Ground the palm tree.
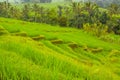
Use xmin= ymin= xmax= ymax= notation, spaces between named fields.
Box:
xmin=84 ymin=2 xmax=99 ymax=23
xmin=109 ymin=4 xmax=120 ymax=14
xmin=32 ymin=4 xmax=39 ymax=22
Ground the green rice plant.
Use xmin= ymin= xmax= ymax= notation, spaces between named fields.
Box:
xmin=0 ymin=17 xmax=120 ymax=80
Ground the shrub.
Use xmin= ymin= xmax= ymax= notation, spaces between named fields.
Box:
xmin=58 ymin=16 xmax=67 ymax=27
xmin=83 ymin=23 xmax=108 ymax=37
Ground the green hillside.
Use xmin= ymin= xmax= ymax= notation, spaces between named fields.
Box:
xmin=0 ymin=17 xmax=120 ymax=80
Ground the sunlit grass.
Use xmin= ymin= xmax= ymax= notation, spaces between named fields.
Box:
xmin=0 ymin=17 xmax=120 ymax=80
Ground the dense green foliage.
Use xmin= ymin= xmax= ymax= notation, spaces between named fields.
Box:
xmin=0 ymin=18 xmax=120 ymax=80
xmin=0 ymin=1 xmax=120 ymax=36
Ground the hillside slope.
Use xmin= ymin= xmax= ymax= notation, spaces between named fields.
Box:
xmin=0 ymin=18 xmax=120 ymax=80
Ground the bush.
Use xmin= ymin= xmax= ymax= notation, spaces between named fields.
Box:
xmin=58 ymin=16 xmax=67 ymax=27
xmin=83 ymin=23 xmax=108 ymax=37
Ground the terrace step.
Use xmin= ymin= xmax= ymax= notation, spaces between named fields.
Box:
xmin=11 ymin=31 xmax=28 ymax=37
xmin=83 ymin=45 xmax=103 ymax=53
xmin=68 ymin=42 xmax=79 ymax=49
xmin=0 ymin=26 xmax=9 ymax=35
xmin=51 ymin=39 xmax=63 ymax=44
xmin=31 ymin=35 xmax=45 ymax=41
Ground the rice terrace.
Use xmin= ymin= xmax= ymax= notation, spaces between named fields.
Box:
xmin=0 ymin=0 xmax=120 ymax=80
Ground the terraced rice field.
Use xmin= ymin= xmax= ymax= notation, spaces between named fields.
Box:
xmin=0 ymin=18 xmax=120 ymax=80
